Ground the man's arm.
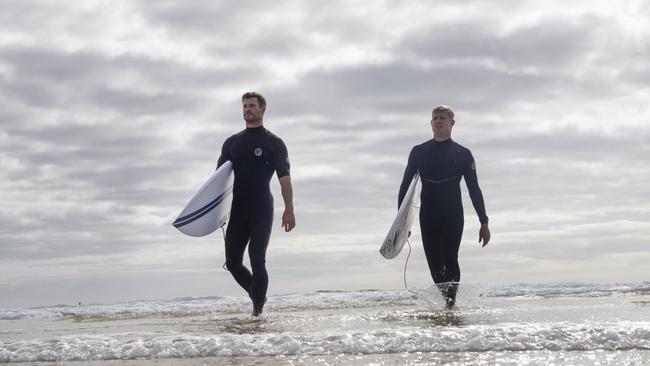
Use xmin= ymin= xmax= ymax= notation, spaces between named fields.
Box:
xmin=216 ymin=137 xmax=231 ymax=170
xmin=398 ymin=147 xmax=418 ymax=209
xmin=279 ymin=175 xmax=295 ymax=232
xmin=273 ymin=137 xmax=294 ymax=232
xmin=463 ymin=151 xmax=490 ymax=247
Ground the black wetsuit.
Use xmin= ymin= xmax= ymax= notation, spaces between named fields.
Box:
xmin=398 ymin=138 xmax=487 ymax=304
xmin=217 ymin=126 xmax=290 ymax=312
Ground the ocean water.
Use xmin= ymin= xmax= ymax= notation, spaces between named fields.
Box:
xmin=1 ymin=282 xmax=649 ymax=365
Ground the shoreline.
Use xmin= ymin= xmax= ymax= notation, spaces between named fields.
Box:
xmin=7 ymin=350 xmax=650 ymax=366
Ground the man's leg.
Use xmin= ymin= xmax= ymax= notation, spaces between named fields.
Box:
xmin=420 ymin=210 xmax=448 ymax=293
xmin=248 ymin=207 xmax=273 ymax=315
xmin=224 ymin=215 xmax=253 ymax=296
xmin=441 ymin=214 xmax=464 ymax=308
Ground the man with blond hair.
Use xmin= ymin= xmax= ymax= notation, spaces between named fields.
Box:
xmin=398 ymin=105 xmax=490 ymax=309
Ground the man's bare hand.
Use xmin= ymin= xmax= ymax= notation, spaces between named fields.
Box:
xmin=479 ymin=223 xmax=491 ymax=247
xmin=282 ymin=209 xmax=295 ymax=232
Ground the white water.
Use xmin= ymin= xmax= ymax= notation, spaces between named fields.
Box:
xmin=1 ymin=282 xmax=649 ymax=364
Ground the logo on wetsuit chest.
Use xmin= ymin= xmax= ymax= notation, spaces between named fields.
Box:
xmin=254 ymin=147 xmax=271 ymax=166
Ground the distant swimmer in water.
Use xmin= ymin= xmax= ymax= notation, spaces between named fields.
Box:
xmin=216 ymin=92 xmax=296 ymax=316
xmin=398 ymin=105 xmax=491 ymax=309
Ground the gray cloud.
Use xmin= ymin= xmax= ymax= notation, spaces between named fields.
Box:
xmin=402 ymin=16 xmax=604 ymax=68
xmin=1 ymin=0 xmax=649 ymax=308
xmin=135 ymin=0 xmax=263 ymax=34
xmin=0 ymin=46 xmax=253 ymax=114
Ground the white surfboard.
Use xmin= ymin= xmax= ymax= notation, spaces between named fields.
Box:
xmin=380 ymin=172 xmax=421 ymax=259
xmin=173 ymin=161 xmax=234 ymax=237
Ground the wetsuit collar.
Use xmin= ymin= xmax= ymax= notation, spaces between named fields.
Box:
xmin=244 ymin=125 xmax=265 ymax=134
xmin=433 ymin=137 xmax=453 ymax=144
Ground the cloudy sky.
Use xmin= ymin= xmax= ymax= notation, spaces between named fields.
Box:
xmin=1 ymin=0 xmax=649 ymax=308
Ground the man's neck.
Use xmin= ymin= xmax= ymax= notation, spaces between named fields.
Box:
xmin=246 ymin=121 xmax=263 ymax=128
xmin=434 ymin=135 xmax=451 ymax=142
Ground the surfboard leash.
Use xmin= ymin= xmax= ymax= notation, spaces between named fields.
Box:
xmin=221 ymin=226 xmax=228 ymax=271
xmin=404 ymin=238 xmax=417 ymax=295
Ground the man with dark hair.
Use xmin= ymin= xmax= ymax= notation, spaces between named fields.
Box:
xmin=398 ymin=105 xmax=490 ymax=309
xmin=242 ymin=91 xmax=266 ymax=108
xmin=217 ymin=92 xmax=295 ymax=316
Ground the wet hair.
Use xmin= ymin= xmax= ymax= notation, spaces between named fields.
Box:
xmin=432 ymin=105 xmax=455 ymax=120
xmin=242 ymin=92 xmax=266 ymax=108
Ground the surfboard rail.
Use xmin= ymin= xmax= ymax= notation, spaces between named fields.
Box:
xmin=380 ymin=172 xmax=421 ymax=259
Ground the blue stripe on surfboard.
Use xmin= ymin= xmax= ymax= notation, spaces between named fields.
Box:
xmin=173 ymin=186 xmax=232 ymax=228
xmin=173 ymin=185 xmax=233 ymax=228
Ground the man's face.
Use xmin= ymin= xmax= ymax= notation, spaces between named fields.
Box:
xmin=431 ymin=111 xmax=454 ymax=136
xmin=243 ymin=98 xmax=265 ymax=124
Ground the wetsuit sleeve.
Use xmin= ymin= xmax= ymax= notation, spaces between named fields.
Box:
xmin=463 ymin=150 xmax=489 ymax=224
xmin=398 ymin=147 xmax=418 ymax=209
xmin=216 ymin=137 xmax=232 ymax=170
xmin=273 ymin=138 xmax=290 ymax=178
